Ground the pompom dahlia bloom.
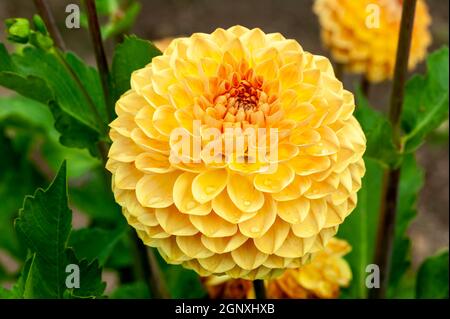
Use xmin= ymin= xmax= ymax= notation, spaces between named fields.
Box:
xmin=107 ymin=26 xmax=366 ymax=279
xmin=204 ymin=238 xmax=352 ymax=299
xmin=314 ymin=0 xmax=432 ymax=82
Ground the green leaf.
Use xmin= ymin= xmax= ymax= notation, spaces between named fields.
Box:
xmin=0 ymin=95 xmax=100 ymax=179
xmin=338 ymin=158 xmax=383 ymax=298
xmin=64 ymin=249 xmax=106 ymax=298
xmin=401 ymin=47 xmax=449 ymax=152
xmin=0 ymin=255 xmax=33 ymax=299
xmin=112 ymin=35 xmax=161 ymax=99
xmin=110 ymin=282 xmax=150 ymax=299
xmin=69 ymin=225 xmax=127 ymax=266
xmin=354 ymin=87 xmax=401 ymax=167
xmin=15 ymin=162 xmax=72 ymax=298
xmin=156 ymin=250 xmax=206 ymax=298
xmin=69 ymin=168 xmax=122 ymax=223
xmin=388 ymin=154 xmax=424 ymax=297
xmin=0 ymin=43 xmax=107 ymax=155
xmin=14 ymin=162 xmax=105 ymax=298
xmin=416 ymin=250 xmax=449 ymax=299
xmin=0 ymin=125 xmax=45 ymax=260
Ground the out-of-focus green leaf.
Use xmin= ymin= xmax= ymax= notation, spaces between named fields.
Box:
xmin=102 ymin=2 xmax=141 ymax=40
xmin=111 ymin=35 xmax=161 ymax=99
xmin=416 ymin=250 xmax=449 ymax=299
xmin=0 ymin=122 xmax=45 ymax=260
xmin=338 ymin=158 xmax=383 ymax=298
xmin=69 ymin=168 xmax=122 ymax=224
xmin=69 ymin=225 xmax=127 ymax=266
xmin=110 ymin=281 xmax=150 ymax=299
xmin=0 ymin=255 xmax=33 ymax=299
xmin=354 ymin=88 xmax=401 ymax=168
xmin=0 ymin=43 xmax=107 ymax=156
xmin=388 ymin=154 xmax=424 ymax=297
xmin=156 ymin=250 xmax=206 ymax=299
xmin=0 ymin=95 xmax=100 ymax=179
xmin=401 ymin=47 xmax=449 ymax=152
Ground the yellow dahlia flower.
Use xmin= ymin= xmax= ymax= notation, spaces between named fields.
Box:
xmin=314 ymin=0 xmax=432 ymax=82
xmin=106 ymin=26 xmax=366 ymax=279
xmin=204 ymin=238 xmax=352 ymax=299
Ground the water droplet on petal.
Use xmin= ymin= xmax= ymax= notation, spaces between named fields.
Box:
xmin=205 ymin=186 xmax=215 ymax=194
xmin=186 ymin=201 xmax=196 ymax=210
xmin=251 ymin=226 xmax=260 ymax=233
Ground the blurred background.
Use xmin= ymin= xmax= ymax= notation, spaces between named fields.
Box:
xmin=0 ymin=0 xmax=448 ymax=273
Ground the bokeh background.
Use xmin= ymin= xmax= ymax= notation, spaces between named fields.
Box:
xmin=0 ymin=0 xmax=448 ymax=273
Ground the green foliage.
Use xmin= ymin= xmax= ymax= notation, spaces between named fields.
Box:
xmin=354 ymin=87 xmax=401 ymax=168
xmin=388 ymin=154 xmax=424 ymax=297
xmin=401 ymin=47 xmax=449 ymax=152
xmin=69 ymin=225 xmax=127 ymax=266
xmin=0 ymin=27 xmax=108 ymax=156
xmin=9 ymin=162 xmax=106 ymax=298
xmin=338 ymin=158 xmax=383 ymax=298
xmin=80 ymin=0 xmax=142 ymax=40
xmin=156 ymin=252 xmax=207 ymax=299
xmin=111 ymin=35 xmax=161 ymax=99
xmin=416 ymin=250 xmax=449 ymax=299
xmin=110 ymin=282 xmax=150 ymax=299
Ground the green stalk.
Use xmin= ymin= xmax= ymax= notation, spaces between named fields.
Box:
xmin=369 ymin=0 xmax=417 ymax=299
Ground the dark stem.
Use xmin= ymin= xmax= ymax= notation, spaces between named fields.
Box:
xmin=369 ymin=0 xmax=417 ymax=299
xmin=253 ymin=280 xmax=266 ymax=299
xmin=334 ymin=62 xmax=344 ymax=82
xmin=361 ymin=76 xmax=371 ymax=99
xmin=130 ymin=231 xmax=170 ymax=298
xmin=32 ymin=0 xmax=66 ymax=51
xmin=84 ymin=0 xmax=114 ymax=122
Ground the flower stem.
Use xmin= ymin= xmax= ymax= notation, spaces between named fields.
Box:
xmin=370 ymin=0 xmax=417 ymax=299
xmin=130 ymin=232 xmax=170 ymax=298
xmin=361 ymin=75 xmax=371 ymax=99
xmin=32 ymin=0 xmax=66 ymax=51
xmin=253 ymin=280 xmax=266 ymax=299
xmin=32 ymin=0 xmax=108 ymax=160
xmin=84 ymin=0 xmax=114 ymax=122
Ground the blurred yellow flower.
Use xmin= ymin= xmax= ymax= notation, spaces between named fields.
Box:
xmin=107 ymin=26 xmax=366 ymax=279
xmin=204 ymin=238 xmax=352 ymax=299
xmin=314 ymin=0 xmax=432 ymax=82
xmin=153 ymin=37 xmax=176 ymax=52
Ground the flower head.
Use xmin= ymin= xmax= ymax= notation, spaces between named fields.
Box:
xmin=314 ymin=0 xmax=432 ymax=82
xmin=107 ymin=26 xmax=366 ymax=279
xmin=204 ymin=238 xmax=352 ymax=298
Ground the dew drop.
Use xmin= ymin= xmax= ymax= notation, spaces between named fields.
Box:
xmin=149 ymin=196 xmax=162 ymax=205
xmin=186 ymin=201 xmax=196 ymax=210
xmin=205 ymin=186 xmax=216 ymax=194
xmin=251 ymin=226 xmax=260 ymax=233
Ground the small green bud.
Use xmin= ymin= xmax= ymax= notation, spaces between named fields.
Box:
xmin=5 ymin=18 xmax=30 ymax=44
xmin=32 ymin=14 xmax=48 ymax=35
xmin=29 ymin=31 xmax=54 ymax=50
